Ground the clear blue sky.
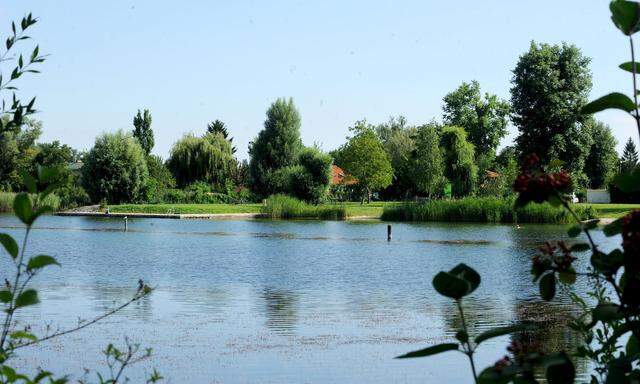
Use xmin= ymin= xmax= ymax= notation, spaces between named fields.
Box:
xmin=1 ymin=0 xmax=638 ymax=160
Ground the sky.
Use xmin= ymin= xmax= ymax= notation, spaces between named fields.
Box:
xmin=1 ymin=0 xmax=639 ymax=160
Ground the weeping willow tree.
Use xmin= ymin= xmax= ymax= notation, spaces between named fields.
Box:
xmin=167 ymin=132 xmax=236 ymax=188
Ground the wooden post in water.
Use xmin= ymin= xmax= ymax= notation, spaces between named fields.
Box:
xmin=124 ymin=216 xmax=128 ymax=232
xmin=387 ymin=224 xmax=392 ymax=241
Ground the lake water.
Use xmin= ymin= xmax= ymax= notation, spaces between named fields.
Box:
xmin=0 ymin=215 xmax=620 ymax=383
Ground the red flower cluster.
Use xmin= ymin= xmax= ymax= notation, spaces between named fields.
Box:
xmin=513 ymin=154 xmax=573 ymax=206
xmin=507 ymin=338 xmax=543 ymax=365
xmin=532 ymin=241 xmax=576 ymax=272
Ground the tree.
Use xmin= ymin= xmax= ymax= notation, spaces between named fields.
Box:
xmin=410 ymin=123 xmax=444 ymax=197
xmin=584 ymin=121 xmax=618 ymax=189
xmin=167 ymin=132 xmax=236 ymax=188
xmin=132 ymin=109 xmax=154 ymax=155
xmin=82 ymin=130 xmax=149 ymax=204
xmin=340 ymin=120 xmax=393 ymax=203
xmin=291 ymin=147 xmax=332 ymax=203
xmin=440 ymin=126 xmax=478 ymax=197
xmin=511 ymin=42 xmax=593 ymax=185
xmin=442 ymin=81 xmax=509 ymax=162
xmin=207 ymin=119 xmax=237 ymax=154
xmin=621 ymin=137 xmax=639 ymax=173
xmin=375 ymin=116 xmax=418 ymax=199
xmin=249 ymin=98 xmax=303 ymax=195
xmin=0 ymin=118 xmax=42 ymax=191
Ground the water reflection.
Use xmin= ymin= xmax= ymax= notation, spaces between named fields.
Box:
xmin=261 ymin=288 xmax=299 ymax=335
xmin=0 ymin=215 xmax=620 ymax=383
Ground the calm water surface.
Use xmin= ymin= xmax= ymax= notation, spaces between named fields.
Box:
xmin=0 ymin=215 xmax=620 ymax=383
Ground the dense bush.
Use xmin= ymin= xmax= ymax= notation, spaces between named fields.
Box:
xmin=262 ymin=194 xmax=346 ymax=219
xmin=291 ymin=148 xmax=332 ymax=203
xmin=381 ymin=197 xmax=597 ymax=223
xmin=167 ymin=132 xmax=235 ymax=188
xmin=82 ymin=130 xmax=149 ymax=204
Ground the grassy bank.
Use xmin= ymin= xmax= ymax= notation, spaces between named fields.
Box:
xmin=381 ymin=198 xmax=599 ymax=224
xmin=261 ymin=195 xmax=347 ymax=219
xmin=0 ymin=191 xmax=60 ymax=213
xmin=109 ymin=203 xmax=263 ymax=215
xmin=575 ymin=203 xmax=639 ymax=218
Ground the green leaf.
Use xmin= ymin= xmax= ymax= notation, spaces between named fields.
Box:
xmin=0 ymin=233 xmax=18 ymax=259
xmin=0 ymin=290 xmax=12 ymax=303
xmin=591 ymin=250 xmax=624 ymax=275
xmin=449 ymin=263 xmax=481 ymax=295
xmin=558 ymin=270 xmax=577 ymax=285
xmin=544 ymin=352 xmax=575 ymax=384
xmin=581 ymin=92 xmax=635 ymax=114
xmin=567 ymin=225 xmax=582 ymax=238
xmin=433 ymin=271 xmax=470 ymax=300
xmin=626 ymin=335 xmax=639 ymax=357
xmin=570 ymin=243 xmax=590 ymax=252
xmin=395 ymin=343 xmax=459 ymax=359
xmin=20 ymin=171 xmax=36 ymax=194
xmin=475 ymin=324 xmax=530 ymax=346
xmin=619 ymin=61 xmax=640 ymax=72
xmin=611 ymin=0 xmax=640 ymax=35
xmin=478 ymin=366 xmax=515 ymax=384
xmin=603 ymin=217 xmax=624 ymax=237
xmin=12 ymin=193 xmax=32 ymax=225
xmin=540 ymin=273 xmax=556 ymax=301
xmin=583 ymin=219 xmax=600 ymax=230
xmin=26 ymin=255 xmax=59 ymax=271
xmin=14 ymin=289 xmax=39 ymax=309
xmin=455 ymin=330 xmax=468 ymax=343
xmin=9 ymin=330 xmax=37 ymax=341
xmin=592 ymin=302 xmax=624 ymax=322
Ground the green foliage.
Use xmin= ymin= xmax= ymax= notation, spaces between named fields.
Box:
xmin=621 ymin=137 xmax=639 ymax=173
xmin=82 ymin=130 xmax=149 ymax=204
xmin=261 ymin=194 xmax=346 ymax=219
xmin=207 ymin=119 xmax=236 ymax=154
xmin=584 ymin=120 xmax=619 ymax=188
xmin=144 ymin=154 xmax=175 ymax=202
xmin=374 ymin=116 xmax=418 ymax=199
xmin=380 ymin=197 xmax=597 ymax=223
xmin=442 ymin=80 xmax=510 ymax=157
xmin=167 ymin=132 xmax=235 ymax=188
xmin=290 ymin=147 xmax=332 ymax=203
xmin=340 ymin=121 xmax=393 ymax=202
xmin=132 ymin=109 xmax=154 ymax=155
xmin=511 ymin=41 xmax=593 ymax=185
xmin=249 ymin=98 xmax=303 ymax=195
xmin=440 ymin=126 xmax=478 ymax=197
xmin=410 ymin=123 xmax=444 ymax=197
xmin=0 ymin=118 xmax=42 ymax=191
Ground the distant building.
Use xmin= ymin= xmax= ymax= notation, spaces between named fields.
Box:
xmin=587 ymin=189 xmax=611 ymax=204
xmin=331 ymin=165 xmax=357 ymax=185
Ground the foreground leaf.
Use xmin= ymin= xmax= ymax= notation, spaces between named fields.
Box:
xmin=620 ymin=61 xmax=640 ymax=72
xmin=610 ymin=0 xmax=640 ymax=35
xmin=0 ymin=233 xmax=18 ymax=259
xmin=26 ymin=255 xmax=60 ymax=271
xmin=540 ymin=273 xmax=556 ymax=301
xmin=475 ymin=324 xmax=531 ymax=346
xmin=396 ymin=343 xmax=459 ymax=359
xmin=13 ymin=193 xmax=33 ymax=225
xmin=9 ymin=330 xmax=37 ymax=341
xmin=14 ymin=289 xmax=39 ymax=308
xmin=603 ymin=217 xmax=623 ymax=237
xmin=581 ymin=92 xmax=635 ymax=114
xmin=544 ymin=352 xmax=575 ymax=384
xmin=592 ymin=302 xmax=624 ymax=322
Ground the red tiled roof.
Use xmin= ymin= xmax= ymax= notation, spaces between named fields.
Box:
xmin=331 ymin=165 xmax=357 ymax=185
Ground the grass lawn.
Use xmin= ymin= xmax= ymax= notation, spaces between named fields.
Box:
xmin=108 ymin=201 xmax=638 ymax=218
xmin=577 ymin=203 xmax=640 ymax=218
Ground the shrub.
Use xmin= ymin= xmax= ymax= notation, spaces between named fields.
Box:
xmin=57 ymin=185 xmax=90 ymax=209
xmin=291 ymin=148 xmax=332 ymax=203
xmin=82 ymin=130 xmax=149 ymax=204
xmin=262 ymin=194 xmax=346 ymax=219
xmin=380 ymin=197 xmax=597 ymax=224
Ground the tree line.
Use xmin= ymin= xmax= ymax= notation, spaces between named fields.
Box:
xmin=2 ymin=41 xmax=639 ymax=206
